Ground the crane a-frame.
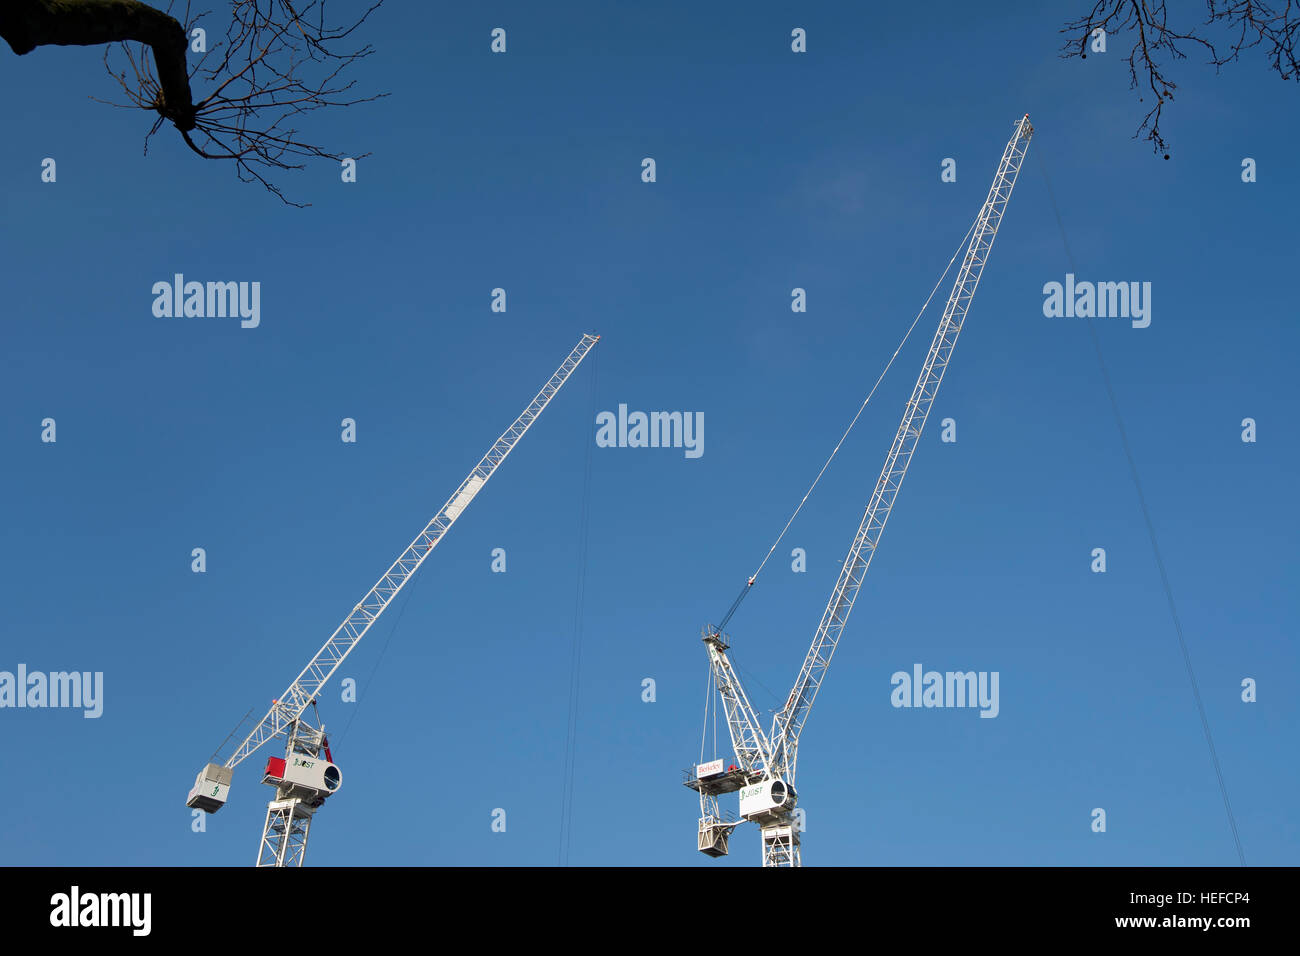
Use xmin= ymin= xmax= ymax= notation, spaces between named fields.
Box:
xmin=685 ymin=115 xmax=1033 ymax=867
xmin=186 ymin=333 xmax=599 ymax=866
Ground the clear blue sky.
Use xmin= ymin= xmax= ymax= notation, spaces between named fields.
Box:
xmin=0 ymin=1 xmax=1295 ymax=867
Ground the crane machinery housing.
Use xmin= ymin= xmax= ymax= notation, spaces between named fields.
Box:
xmin=187 ymin=333 xmax=599 ymax=866
xmin=684 ymin=115 xmax=1034 ymax=867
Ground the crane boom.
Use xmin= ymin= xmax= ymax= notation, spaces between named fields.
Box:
xmin=687 ymin=115 xmax=1033 ymax=867
xmin=768 ymin=116 xmax=1033 ymax=782
xmin=219 ymin=333 xmax=599 ymax=772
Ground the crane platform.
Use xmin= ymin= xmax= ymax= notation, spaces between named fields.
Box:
xmin=682 ymin=765 xmax=762 ymax=796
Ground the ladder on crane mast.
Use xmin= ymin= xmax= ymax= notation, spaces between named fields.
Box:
xmin=186 ymin=333 xmax=599 ymax=866
xmin=685 ymin=114 xmax=1034 ymax=867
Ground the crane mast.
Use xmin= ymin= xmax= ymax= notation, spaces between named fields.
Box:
xmin=187 ymin=333 xmax=599 ymax=866
xmin=687 ymin=115 xmax=1033 ymax=867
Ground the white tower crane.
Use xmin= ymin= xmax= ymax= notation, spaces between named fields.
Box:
xmin=686 ymin=115 xmax=1033 ymax=867
xmin=186 ymin=333 xmax=599 ymax=866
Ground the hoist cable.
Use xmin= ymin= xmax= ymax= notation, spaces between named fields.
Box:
xmin=714 ymin=208 xmax=983 ymax=634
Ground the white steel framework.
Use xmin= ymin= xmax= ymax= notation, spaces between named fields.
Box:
xmin=687 ymin=115 xmax=1034 ymax=867
xmin=257 ymin=800 xmax=313 ymax=867
xmin=253 ymin=716 xmax=333 ymax=867
xmin=189 ymin=333 xmax=599 ymax=866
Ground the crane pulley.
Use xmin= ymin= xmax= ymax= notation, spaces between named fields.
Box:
xmin=187 ymin=333 xmax=599 ymax=866
xmin=686 ymin=115 xmax=1034 ymax=867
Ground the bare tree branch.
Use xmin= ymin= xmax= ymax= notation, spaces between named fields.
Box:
xmin=1 ymin=0 xmax=386 ymax=205
xmin=2 ymin=0 xmax=197 ymax=128
xmin=1062 ymin=1 xmax=1300 ymax=156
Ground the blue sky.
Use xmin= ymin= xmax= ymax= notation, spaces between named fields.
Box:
xmin=0 ymin=1 xmax=1295 ymax=866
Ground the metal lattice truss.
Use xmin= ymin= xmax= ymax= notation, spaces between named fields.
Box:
xmin=222 ymin=334 xmax=600 ymax=771
xmin=256 ymin=799 xmax=314 ymax=867
xmin=761 ymin=820 xmax=800 ymax=867
xmin=694 ymin=116 xmax=1033 ymax=866
xmin=767 ymin=115 xmax=1033 ymax=784
xmin=704 ymin=630 xmax=773 ymax=774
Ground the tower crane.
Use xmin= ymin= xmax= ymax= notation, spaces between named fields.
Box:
xmin=685 ymin=115 xmax=1033 ymax=866
xmin=186 ymin=333 xmax=599 ymax=866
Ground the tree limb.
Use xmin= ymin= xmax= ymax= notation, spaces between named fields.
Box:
xmin=1 ymin=0 xmax=195 ymax=129
xmin=1062 ymin=0 xmax=1300 ymax=155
